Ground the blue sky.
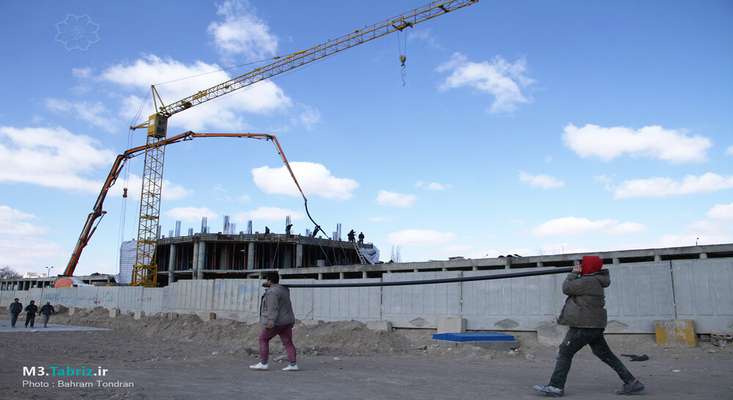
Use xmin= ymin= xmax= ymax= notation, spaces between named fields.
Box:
xmin=1 ymin=0 xmax=732 ymax=276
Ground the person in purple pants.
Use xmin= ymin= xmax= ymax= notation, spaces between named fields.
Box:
xmin=250 ymin=271 xmax=298 ymax=371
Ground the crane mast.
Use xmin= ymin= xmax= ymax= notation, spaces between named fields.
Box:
xmin=130 ymin=0 xmax=479 ymax=286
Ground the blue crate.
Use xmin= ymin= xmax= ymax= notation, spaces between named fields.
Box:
xmin=432 ymin=332 xmax=516 ymax=342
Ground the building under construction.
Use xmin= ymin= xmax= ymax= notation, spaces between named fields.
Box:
xmin=143 ymin=226 xmax=375 ymax=286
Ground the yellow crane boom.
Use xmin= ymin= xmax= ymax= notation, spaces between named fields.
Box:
xmin=128 ymin=0 xmax=479 ymax=286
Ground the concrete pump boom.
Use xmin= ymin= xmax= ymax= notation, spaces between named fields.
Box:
xmin=59 ymin=132 xmax=301 ymax=287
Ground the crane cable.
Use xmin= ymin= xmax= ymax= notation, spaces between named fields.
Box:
xmin=116 ymin=95 xmax=149 ymax=269
xmin=398 ymin=29 xmax=408 ymax=86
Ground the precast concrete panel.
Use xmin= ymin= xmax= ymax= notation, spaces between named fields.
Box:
xmin=75 ymin=287 xmax=99 ymax=308
xmin=603 ymin=262 xmax=675 ymax=333
xmin=672 ymin=259 xmax=733 ymax=333
xmin=211 ymin=279 xmax=260 ymax=316
xmin=96 ymin=287 xmax=119 ymax=309
xmin=382 ymin=272 xmax=461 ymax=328
xmin=461 ymin=269 xmax=563 ymax=331
xmin=142 ymin=288 xmax=164 ymax=315
xmin=310 ymin=279 xmax=381 ymax=322
xmin=117 ymin=287 xmax=144 ymax=312
xmin=283 ymin=279 xmax=315 ymax=321
xmin=174 ymin=280 xmax=214 ymax=312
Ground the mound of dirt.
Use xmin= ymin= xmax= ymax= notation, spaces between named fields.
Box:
xmin=52 ymin=308 xmax=413 ymax=356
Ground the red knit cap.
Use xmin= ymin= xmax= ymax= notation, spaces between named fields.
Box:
xmin=581 ymin=256 xmax=603 ymax=275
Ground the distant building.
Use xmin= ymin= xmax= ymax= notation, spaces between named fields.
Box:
xmin=118 ymin=239 xmax=136 ymax=284
xmin=22 ymin=272 xmax=43 ymax=278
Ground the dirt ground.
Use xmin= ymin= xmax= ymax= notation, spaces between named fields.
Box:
xmin=1 ymin=307 xmax=732 ymax=400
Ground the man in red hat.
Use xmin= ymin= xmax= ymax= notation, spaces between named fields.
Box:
xmin=534 ymin=255 xmax=644 ymax=397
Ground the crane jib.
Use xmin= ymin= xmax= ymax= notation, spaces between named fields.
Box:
xmin=157 ymin=0 xmax=479 ymax=118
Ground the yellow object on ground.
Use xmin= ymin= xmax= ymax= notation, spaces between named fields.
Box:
xmin=654 ymin=320 xmax=697 ymax=347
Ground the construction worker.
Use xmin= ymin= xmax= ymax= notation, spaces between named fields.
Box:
xmin=534 ymin=256 xmax=644 ymax=397
xmin=347 ymin=229 xmax=356 ymax=242
xmin=8 ymin=298 xmax=22 ymax=328
xmin=24 ymin=300 xmax=38 ymax=328
xmin=358 ymin=232 xmax=365 ymax=245
xmin=40 ymin=302 xmax=55 ymax=328
xmin=250 ymin=271 xmax=298 ymax=372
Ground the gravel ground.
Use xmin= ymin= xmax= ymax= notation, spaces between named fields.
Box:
xmin=1 ymin=308 xmax=731 ymax=400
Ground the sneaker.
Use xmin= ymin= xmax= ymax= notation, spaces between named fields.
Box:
xmin=533 ymin=385 xmax=564 ymax=397
xmin=616 ymin=379 xmax=644 ymax=395
xmin=282 ymin=364 xmax=299 ymax=371
xmin=249 ymin=362 xmax=269 ymax=371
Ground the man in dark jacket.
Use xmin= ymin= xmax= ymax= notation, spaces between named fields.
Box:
xmin=40 ymin=302 xmax=55 ymax=328
xmin=250 ymin=271 xmax=298 ymax=372
xmin=9 ymin=298 xmax=22 ymax=328
xmin=24 ymin=300 xmax=38 ymax=328
xmin=534 ymin=256 xmax=644 ymax=397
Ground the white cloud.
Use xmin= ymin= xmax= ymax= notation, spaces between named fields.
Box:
xmin=408 ymin=29 xmax=442 ymax=50
xmin=0 ymin=126 xmax=114 ymax=192
xmin=563 ymin=124 xmax=711 ymax=163
xmin=388 ymin=229 xmax=456 ymax=246
xmin=707 ymin=203 xmax=733 ymax=220
xmin=235 ymin=206 xmax=303 ymax=222
xmin=252 ymin=161 xmax=358 ymax=200
xmin=537 ymin=243 xmax=590 ymax=256
xmin=659 ymin=203 xmax=733 ymax=247
xmin=0 ymin=206 xmax=46 ymax=237
xmin=437 ymin=53 xmax=533 ymax=113
xmin=369 ymin=216 xmax=389 ymax=223
xmin=296 ymin=105 xmax=321 ymax=130
xmin=726 ymin=146 xmax=733 ymax=156
xmin=415 ymin=181 xmax=451 ymax=191
xmin=533 ymin=217 xmax=645 ymax=237
xmin=165 ymin=207 xmax=218 ymax=222
xmin=0 ymin=126 xmax=190 ymax=199
xmin=71 ymin=67 xmax=92 ymax=78
xmin=659 ymin=222 xmax=731 ymax=247
xmin=0 ymin=205 xmax=62 ymax=274
xmin=45 ymin=98 xmax=115 ymax=133
xmin=208 ymin=0 xmax=278 ymax=61
xmin=613 ymin=173 xmax=733 ymax=199
xmin=100 ymin=54 xmax=291 ymax=130
xmin=518 ymin=171 xmax=565 ymax=189
xmin=377 ymin=190 xmax=416 ymax=208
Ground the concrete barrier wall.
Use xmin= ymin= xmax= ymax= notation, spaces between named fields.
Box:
xmin=2 ymin=258 xmax=732 ymax=333
xmin=382 ymin=272 xmax=461 ymax=328
xmin=672 ymin=259 xmax=733 ymax=333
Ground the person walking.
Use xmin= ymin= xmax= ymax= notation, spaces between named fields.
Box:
xmin=40 ymin=302 xmax=55 ymax=328
xmin=24 ymin=300 xmax=38 ymax=328
xmin=8 ymin=298 xmax=22 ymax=328
xmin=250 ymin=272 xmax=298 ymax=372
xmin=534 ymin=256 xmax=644 ymax=397
xmin=347 ymin=229 xmax=356 ymax=242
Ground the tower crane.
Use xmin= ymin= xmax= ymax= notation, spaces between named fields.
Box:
xmin=63 ymin=0 xmax=479 ymax=287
